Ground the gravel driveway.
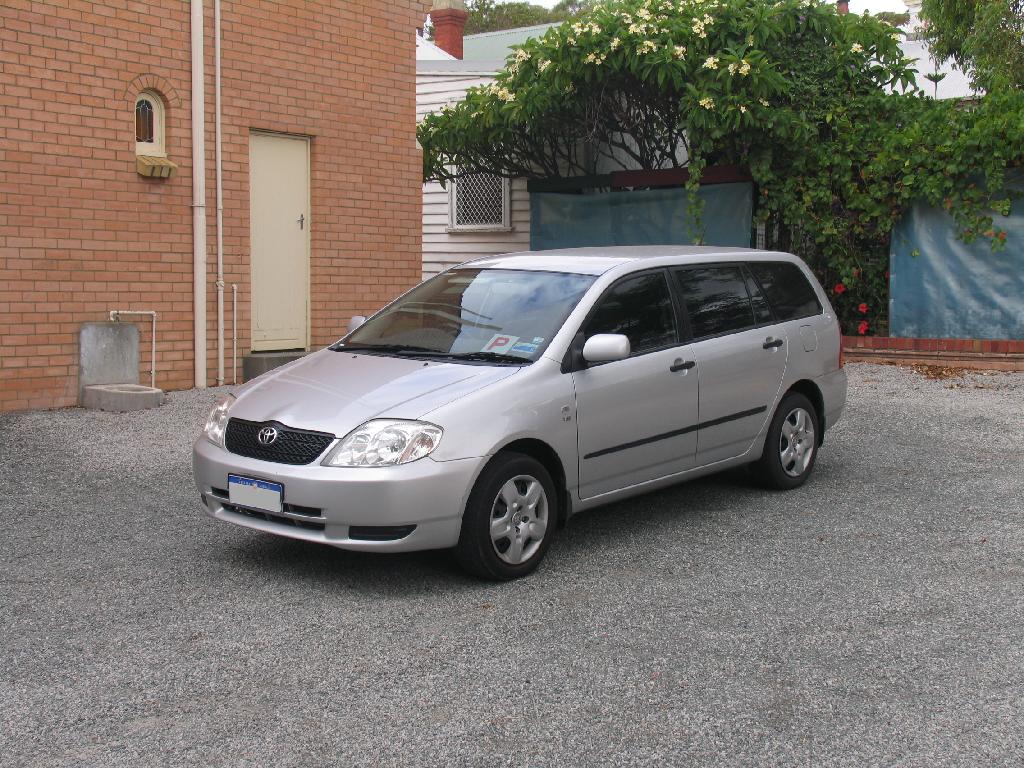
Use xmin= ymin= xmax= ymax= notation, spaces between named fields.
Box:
xmin=1 ymin=363 xmax=1021 ymax=766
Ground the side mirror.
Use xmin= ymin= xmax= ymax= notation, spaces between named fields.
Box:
xmin=347 ymin=315 xmax=366 ymax=334
xmin=582 ymin=333 xmax=631 ymax=364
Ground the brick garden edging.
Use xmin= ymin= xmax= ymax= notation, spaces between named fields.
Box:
xmin=843 ymin=335 xmax=1024 ymax=371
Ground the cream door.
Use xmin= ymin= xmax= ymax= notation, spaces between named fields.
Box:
xmin=249 ymin=132 xmax=310 ymax=351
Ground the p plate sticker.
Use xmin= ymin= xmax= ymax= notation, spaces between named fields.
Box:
xmin=532 ymin=337 xmax=545 ymax=344
xmin=481 ymin=334 xmax=520 ymax=354
xmin=510 ymin=342 xmax=539 ymax=355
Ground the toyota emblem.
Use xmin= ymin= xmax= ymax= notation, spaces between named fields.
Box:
xmin=257 ymin=426 xmax=279 ymax=445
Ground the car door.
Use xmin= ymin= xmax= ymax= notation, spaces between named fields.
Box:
xmin=572 ymin=270 xmax=700 ymax=499
xmin=672 ymin=264 xmax=788 ymax=466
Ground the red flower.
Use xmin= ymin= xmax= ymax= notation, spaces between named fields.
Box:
xmin=857 ymin=320 xmax=869 ymax=335
xmin=833 ymin=283 xmax=846 ymax=295
xmin=853 ymin=269 xmax=862 ymax=278
xmin=858 ymin=302 xmax=869 ymax=314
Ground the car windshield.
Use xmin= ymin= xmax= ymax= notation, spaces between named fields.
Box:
xmin=336 ymin=268 xmax=596 ymax=363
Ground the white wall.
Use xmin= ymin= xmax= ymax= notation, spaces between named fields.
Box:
xmin=417 ymin=70 xmax=532 ymax=279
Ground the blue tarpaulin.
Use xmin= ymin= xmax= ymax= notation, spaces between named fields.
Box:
xmin=889 ymin=188 xmax=1023 ymax=340
xmin=530 ymin=182 xmax=754 ymax=251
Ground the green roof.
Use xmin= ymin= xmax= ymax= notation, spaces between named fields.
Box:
xmin=461 ymin=23 xmax=559 ymax=61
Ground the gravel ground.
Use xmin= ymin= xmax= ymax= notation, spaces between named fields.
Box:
xmin=1 ymin=363 xmax=1021 ymax=767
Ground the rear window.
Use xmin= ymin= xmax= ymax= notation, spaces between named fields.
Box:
xmin=674 ymin=265 xmax=755 ymax=339
xmin=747 ymin=262 xmax=822 ymax=321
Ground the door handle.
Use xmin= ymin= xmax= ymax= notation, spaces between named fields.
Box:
xmin=763 ymin=338 xmax=784 ymax=349
xmin=297 ymin=213 xmax=305 ymax=230
xmin=670 ymin=359 xmax=696 ymax=372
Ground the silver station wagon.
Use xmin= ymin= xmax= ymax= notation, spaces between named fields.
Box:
xmin=194 ymin=246 xmax=847 ymax=579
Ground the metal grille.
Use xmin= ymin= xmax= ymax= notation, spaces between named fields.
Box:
xmin=454 ymin=172 xmax=506 ymax=227
xmin=224 ymin=418 xmax=334 ymax=465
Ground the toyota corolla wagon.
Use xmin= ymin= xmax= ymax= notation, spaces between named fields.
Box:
xmin=194 ymin=246 xmax=846 ymax=579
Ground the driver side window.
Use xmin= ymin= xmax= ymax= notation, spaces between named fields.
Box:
xmin=583 ymin=271 xmax=678 ymax=355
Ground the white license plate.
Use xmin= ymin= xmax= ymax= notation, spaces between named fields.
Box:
xmin=227 ymin=474 xmax=283 ymax=513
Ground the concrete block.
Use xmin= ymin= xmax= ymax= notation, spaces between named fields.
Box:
xmin=79 ymin=322 xmax=139 ymax=402
xmin=82 ymin=384 xmax=164 ymax=412
xmin=243 ymin=351 xmax=307 ymax=382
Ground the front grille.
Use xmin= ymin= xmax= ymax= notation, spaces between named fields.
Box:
xmin=226 ymin=504 xmax=326 ymax=532
xmin=224 ymin=418 xmax=334 ymax=465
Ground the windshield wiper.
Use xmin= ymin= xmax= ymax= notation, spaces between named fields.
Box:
xmin=331 ymin=343 xmax=441 ymax=355
xmin=440 ymin=351 xmax=529 ymax=365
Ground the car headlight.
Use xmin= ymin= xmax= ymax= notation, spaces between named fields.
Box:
xmin=322 ymin=419 xmax=443 ymax=467
xmin=203 ymin=394 xmax=235 ymax=446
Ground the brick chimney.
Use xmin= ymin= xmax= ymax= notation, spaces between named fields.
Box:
xmin=431 ymin=0 xmax=469 ymax=60
xmin=837 ymin=0 xmax=849 ymax=13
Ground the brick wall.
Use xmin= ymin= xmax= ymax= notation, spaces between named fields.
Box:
xmin=0 ymin=0 xmax=423 ymax=412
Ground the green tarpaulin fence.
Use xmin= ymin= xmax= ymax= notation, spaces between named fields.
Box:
xmin=530 ymin=182 xmax=754 ymax=251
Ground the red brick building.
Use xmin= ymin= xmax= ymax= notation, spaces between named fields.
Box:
xmin=0 ymin=0 xmax=425 ymax=412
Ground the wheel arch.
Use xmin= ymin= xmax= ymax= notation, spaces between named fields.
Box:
xmin=786 ymin=379 xmax=826 ymax=445
xmin=496 ymin=438 xmax=571 ymax=527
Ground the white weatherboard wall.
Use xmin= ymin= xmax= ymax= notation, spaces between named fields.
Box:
xmin=417 ymin=68 xmax=531 ymax=278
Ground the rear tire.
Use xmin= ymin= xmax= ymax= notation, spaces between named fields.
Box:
xmin=752 ymin=392 xmax=820 ymax=490
xmin=454 ymin=452 xmax=557 ymax=580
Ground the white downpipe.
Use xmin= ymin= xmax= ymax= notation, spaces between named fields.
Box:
xmin=191 ymin=0 xmax=207 ymax=388
xmin=109 ymin=310 xmax=157 ymax=389
xmin=232 ymin=283 xmax=238 ymax=385
xmin=214 ymin=0 xmax=225 ymax=386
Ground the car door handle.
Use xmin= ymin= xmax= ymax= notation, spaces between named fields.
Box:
xmin=670 ymin=359 xmax=695 ymax=372
xmin=763 ymin=338 xmax=784 ymax=349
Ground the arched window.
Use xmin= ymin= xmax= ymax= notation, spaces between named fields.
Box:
xmin=135 ymin=91 xmax=165 ymax=156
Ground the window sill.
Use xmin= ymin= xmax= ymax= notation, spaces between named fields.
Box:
xmin=446 ymin=225 xmax=514 ymax=234
xmin=136 ymin=155 xmax=177 ymax=178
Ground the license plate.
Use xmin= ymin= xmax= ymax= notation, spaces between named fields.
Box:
xmin=227 ymin=474 xmax=283 ymax=513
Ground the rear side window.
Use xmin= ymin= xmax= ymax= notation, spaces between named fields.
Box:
xmin=583 ymin=271 xmax=677 ymax=354
xmin=674 ymin=265 xmax=755 ymax=339
xmin=748 ymin=261 xmax=822 ymax=321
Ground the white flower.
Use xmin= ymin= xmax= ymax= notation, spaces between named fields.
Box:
xmin=746 ymin=34 xmax=754 ymax=46
xmin=739 ymin=105 xmax=747 ymax=113
xmin=498 ymin=87 xmax=515 ymax=102
xmin=610 ymin=37 xmax=622 ymax=50
xmin=639 ymin=40 xmax=658 ymax=54
xmin=703 ymin=13 xmax=713 ymax=24
xmin=567 ymin=36 xmax=577 ymax=45
xmin=703 ymin=55 xmax=719 ymax=69
xmin=850 ymin=42 xmax=863 ymax=53
xmin=728 ymin=62 xmax=738 ymax=75
xmin=629 ymin=23 xmax=643 ymax=33
xmin=673 ymin=45 xmax=687 ymax=58
xmin=514 ymin=48 xmax=530 ymax=62
xmin=698 ymin=96 xmax=715 ymax=110
xmin=759 ymin=97 xmax=769 ymax=107
xmin=538 ymin=59 xmax=552 ymax=72
xmin=739 ymin=59 xmax=751 ymax=75
xmin=637 ymin=7 xmax=652 ymax=19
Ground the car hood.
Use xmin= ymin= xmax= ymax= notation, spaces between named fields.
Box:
xmin=230 ymin=348 xmax=519 ymax=436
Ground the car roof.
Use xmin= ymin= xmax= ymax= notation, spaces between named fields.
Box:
xmin=461 ymin=246 xmax=787 ymax=276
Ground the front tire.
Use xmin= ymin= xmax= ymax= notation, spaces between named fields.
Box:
xmin=752 ymin=392 xmax=820 ymax=490
xmin=454 ymin=452 xmax=557 ymax=580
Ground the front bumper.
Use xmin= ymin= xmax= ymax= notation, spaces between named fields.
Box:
xmin=192 ymin=438 xmax=481 ymax=552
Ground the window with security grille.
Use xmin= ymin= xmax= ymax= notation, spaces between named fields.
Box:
xmin=450 ymin=172 xmax=510 ymax=230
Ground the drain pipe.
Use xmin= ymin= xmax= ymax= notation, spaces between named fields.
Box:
xmin=232 ymin=283 xmax=238 ymax=384
xmin=214 ymin=0 xmax=225 ymax=386
xmin=109 ymin=310 xmax=157 ymax=389
xmin=191 ymin=0 xmax=207 ymax=388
